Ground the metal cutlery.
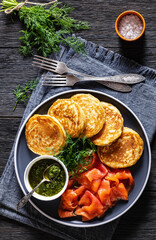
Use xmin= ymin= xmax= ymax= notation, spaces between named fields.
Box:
xmin=33 ymin=55 xmax=145 ymax=92
xmin=42 ymin=74 xmax=133 ymax=92
xmin=42 ymin=73 xmax=144 ymax=84
xmin=33 ymin=55 xmax=91 ymax=76
xmin=33 ymin=55 xmax=145 ymax=82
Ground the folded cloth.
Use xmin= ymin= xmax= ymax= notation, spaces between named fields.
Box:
xmin=0 ymin=38 xmax=156 ymax=240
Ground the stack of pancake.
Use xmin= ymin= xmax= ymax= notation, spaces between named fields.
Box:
xmin=25 ymin=93 xmax=143 ymax=168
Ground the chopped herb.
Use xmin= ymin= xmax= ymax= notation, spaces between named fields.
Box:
xmin=48 ymin=164 xmax=61 ymax=180
xmin=13 ymin=78 xmax=38 ymax=111
xmin=56 ymin=135 xmax=97 ymax=177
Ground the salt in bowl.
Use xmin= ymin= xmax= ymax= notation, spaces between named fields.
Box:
xmin=115 ymin=10 xmax=145 ymax=41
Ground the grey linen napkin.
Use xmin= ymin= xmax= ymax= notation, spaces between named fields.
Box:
xmin=0 ymin=39 xmax=156 ymax=240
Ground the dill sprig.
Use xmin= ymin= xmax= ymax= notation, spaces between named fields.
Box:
xmin=13 ymin=78 xmax=38 ymax=111
xmin=56 ymin=135 xmax=97 ymax=177
xmin=18 ymin=3 xmax=89 ymax=57
xmin=0 ymin=1 xmax=90 ymax=57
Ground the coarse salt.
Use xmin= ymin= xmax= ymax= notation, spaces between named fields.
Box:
xmin=118 ymin=14 xmax=143 ymax=39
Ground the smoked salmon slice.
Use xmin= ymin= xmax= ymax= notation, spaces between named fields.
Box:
xmin=97 ymin=179 xmax=111 ymax=207
xmin=58 ymin=186 xmax=86 ymax=218
xmin=110 ymin=182 xmax=128 ymax=203
xmin=93 ymin=154 xmax=108 ymax=175
xmin=91 ymin=179 xmax=102 ymax=193
xmin=61 ymin=189 xmax=78 ymax=210
xmin=77 ymin=168 xmax=104 ymax=190
xmin=60 ymin=186 xmax=86 ymax=210
xmin=58 ymin=153 xmax=135 ymax=221
xmin=84 ymin=168 xmax=105 ymax=182
xmin=58 ymin=208 xmax=74 ymax=218
xmin=67 ymin=179 xmax=75 ymax=189
xmin=105 ymin=172 xmax=120 ymax=186
xmin=75 ymin=190 xmax=104 ymax=221
xmin=114 ymin=169 xmax=134 ymax=192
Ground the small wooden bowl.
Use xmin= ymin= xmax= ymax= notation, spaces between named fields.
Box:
xmin=115 ymin=10 xmax=146 ymax=41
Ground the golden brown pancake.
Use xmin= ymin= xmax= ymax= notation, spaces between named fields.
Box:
xmin=48 ymin=99 xmax=86 ymax=138
xmin=97 ymin=127 xmax=144 ymax=168
xmin=25 ymin=114 xmax=66 ymax=155
xmin=71 ymin=94 xmax=105 ymax=138
xmin=91 ymin=102 xmax=123 ymax=146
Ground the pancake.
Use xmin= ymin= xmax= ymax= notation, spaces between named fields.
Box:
xmin=97 ymin=127 xmax=144 ymax=168
xmin=48 ymin=99 xmax=86 ymax=138
xmin=91 ymin=102 xmax=123 ymax=146
xmin=25 ymin=114 xmax=66 ymax=155
xmin=71 ymin=94 xmax=105 ymax=138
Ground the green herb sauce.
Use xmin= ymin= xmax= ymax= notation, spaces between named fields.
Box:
xmin=48 ymin=165 xmax=61 ymax=180
xmin=28 ymin=159 xmax=66 ymax=197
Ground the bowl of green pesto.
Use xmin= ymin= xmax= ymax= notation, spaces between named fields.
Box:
xmin=24 ymin=155 xmax=69 ymax=201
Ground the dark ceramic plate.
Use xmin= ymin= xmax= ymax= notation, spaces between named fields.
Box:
xmin=14 ymin=89 xmax=151 ymax=227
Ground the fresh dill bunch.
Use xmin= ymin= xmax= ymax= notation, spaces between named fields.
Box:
xmin=13 ymin=78 xmax=38 ymax=111
xmin=56 ymin=135 xmax=97 ymax=177
xmin=17 ymin=3 xmax=90 ymax=57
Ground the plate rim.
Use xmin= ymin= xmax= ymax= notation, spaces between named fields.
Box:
xmin=14 ymin=89 xmax=151 ymax=228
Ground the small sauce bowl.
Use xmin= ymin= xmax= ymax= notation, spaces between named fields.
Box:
xmin=24 ymin=155 xmax=69 ymax=201
xmin=115 ymin=10 xmax=145 ymax=41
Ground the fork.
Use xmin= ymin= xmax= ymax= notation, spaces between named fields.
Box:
xmin=34 ymin=55 xmax=145 ymax=92
xmin=32 ymin=55 xmax=145 ymax=82
xmin=33 ymin=55 xmax=91 ymax=76
xmin=42 ymin=73 xmax=144 ymax=84
xmin=42 ymin=74 xmax=134 ymax=92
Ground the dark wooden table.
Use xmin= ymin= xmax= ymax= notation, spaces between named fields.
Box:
xmin=0 ymin=0 xmax=156 ymax=239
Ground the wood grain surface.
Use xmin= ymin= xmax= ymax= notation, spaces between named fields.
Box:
xmin=0 ymin=0 xmax=156 ymax=239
